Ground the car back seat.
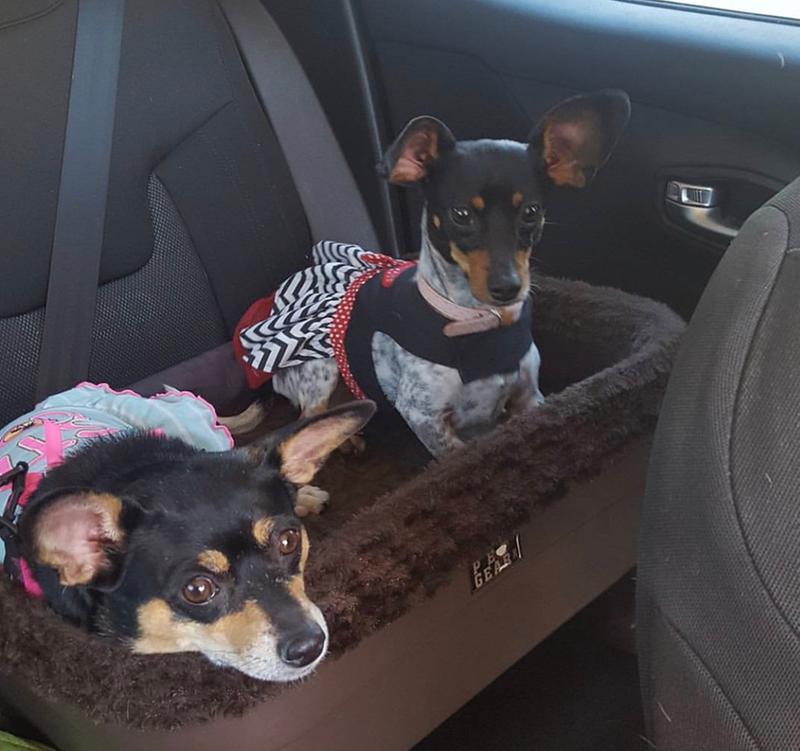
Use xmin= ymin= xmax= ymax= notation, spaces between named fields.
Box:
xmin=0 ymin=4 xmax=682 ymax=750
xmin=0 ymin=0 xmax=313 ymax=426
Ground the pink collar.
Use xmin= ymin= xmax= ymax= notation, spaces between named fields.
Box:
xmin=416 ymin=277 xmax=525 ymax=337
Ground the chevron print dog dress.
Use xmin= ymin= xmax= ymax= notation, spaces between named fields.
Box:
xmin=235 ymin=241 xmax=534 ymax=406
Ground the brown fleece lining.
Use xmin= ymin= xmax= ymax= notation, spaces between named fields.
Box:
xmin=0 ymin=276 xmax=683 ymax=729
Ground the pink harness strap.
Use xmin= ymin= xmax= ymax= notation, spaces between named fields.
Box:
xmin=4 ymin=420 xmax=66 ymax=598
xmin=18 ymin=556 xmax=43 ymax=598
xmin=3 ymin=466 xmax=46 ymax=598
xmin=14 ymin=469 xmax=47 ymax=598
xmin=43 ymin=419 xmax=65 ymax=467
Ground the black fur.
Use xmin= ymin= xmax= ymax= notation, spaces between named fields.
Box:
xmin=381 ymin=90 xmax=631 ymax=304
xmin=18 ymin=431 xmax=302 ymax=641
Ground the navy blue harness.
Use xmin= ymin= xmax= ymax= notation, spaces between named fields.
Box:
xmin=344 ymin=267 xmax=533 ymax=408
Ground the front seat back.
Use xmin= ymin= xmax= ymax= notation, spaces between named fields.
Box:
xmin=638 ymin=177 xmax=800 ymax=750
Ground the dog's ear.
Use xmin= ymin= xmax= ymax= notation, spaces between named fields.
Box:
xmin=529 ymin=89 xmax=630 ymax=188
xmin=379 ymin=116 xmax=456 ymax=185
xmin=26 ymin=491 xmax=129 ymax=587
xmin=255 ymin=401 xmax=376 ymax=485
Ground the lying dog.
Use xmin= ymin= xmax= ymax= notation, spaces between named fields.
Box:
xmin=0 ymin=383 xmax=374 ymax=681
xmin=236 ymin=90 xmax=630 ymax=457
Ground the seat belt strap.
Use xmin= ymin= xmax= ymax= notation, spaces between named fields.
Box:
xmin=218 ymin=0 xmax=379 ymax=250
xmin=36 ymin=0 xmax=126 ymax=400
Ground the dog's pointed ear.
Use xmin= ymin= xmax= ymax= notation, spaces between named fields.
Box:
xmin=378 ymin=116 xmax=456 ymax=185
xmin=529 ymin=89 xmax=630 ymax=188
xmin=25 ymin=492 xmax=129 ymax=588
xmin=253 ymin=401 xmax=377 ymax=485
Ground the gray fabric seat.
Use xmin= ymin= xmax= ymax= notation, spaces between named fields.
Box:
xmin=637 ymin=176 xmax=800 ymax=750
xmin=0 ymin=0 xmax=313 ymax=425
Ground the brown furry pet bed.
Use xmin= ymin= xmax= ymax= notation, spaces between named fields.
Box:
xmin=0 ymin=276 xmax=683 ymax=730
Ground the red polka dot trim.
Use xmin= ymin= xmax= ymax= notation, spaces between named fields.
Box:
xmin=330 ymin=255 xmax=415 ymax=400
xmin=360 ymin=252 xmax=396 ymax=266
xmin=381 ymin=260 xmax=416 ymax=288
xmin=330 ymin=270 xmax=381 ymax=400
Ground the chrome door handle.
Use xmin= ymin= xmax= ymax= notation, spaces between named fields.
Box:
xmin=665 ymin=180 xmax=739 ymax=240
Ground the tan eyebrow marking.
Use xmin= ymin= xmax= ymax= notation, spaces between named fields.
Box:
xmin=196 ymin=549 xmax=230 ymax=574
xmin=512 ymin=191 xmax=524 ymax=208
xmin=470 ymin=195 xmax=485 ymax=211
xmin=252 ymin=518 xmax=274 ymax=547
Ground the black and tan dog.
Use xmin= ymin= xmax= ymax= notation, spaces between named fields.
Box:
xmin=12 ymin=401 xmax=374 ymax=681
xmin=236 ymin=89 xmax=631 ymax=459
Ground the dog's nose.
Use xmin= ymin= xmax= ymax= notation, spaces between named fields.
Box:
xmin=278 ymin=623 xmax=326 ymax=667
xmin=488 ymin=281 xmax=522 ymax=304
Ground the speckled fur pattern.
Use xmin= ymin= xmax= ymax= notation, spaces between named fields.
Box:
xmin=272 ymin=225 xmax=543 ymax=457
xmin=0 ymin=275 xmax=684 ymax=729
xmin=273 ymin=358 xmax=340 ymax=417
xmin=372 ymin=332 xmax=543 ymax=454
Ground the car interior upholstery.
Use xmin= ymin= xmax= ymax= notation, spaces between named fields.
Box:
xmin=2 ymin=1 xmax=800 ymax=750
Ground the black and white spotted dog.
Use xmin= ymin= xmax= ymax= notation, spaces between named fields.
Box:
xmin=233 ymin=90 xmax=630 ymax=482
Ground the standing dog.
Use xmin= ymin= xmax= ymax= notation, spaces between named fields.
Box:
xmin=237 ymin=90 xmax=630 ymax=458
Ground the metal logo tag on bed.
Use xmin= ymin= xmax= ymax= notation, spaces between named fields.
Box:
xmin=470 ymin=534 xmax=523 ymax=593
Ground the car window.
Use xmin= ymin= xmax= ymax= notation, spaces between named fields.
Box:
xmin=636 ymin=0 xmax=800 ymax=22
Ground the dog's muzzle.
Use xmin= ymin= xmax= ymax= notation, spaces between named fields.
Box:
xmin=208 ymin=602 xmax=329 ymax=682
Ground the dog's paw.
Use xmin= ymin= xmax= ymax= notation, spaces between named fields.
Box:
xmin=339 ymin=434 xmax=366 ymax=455
xmin=295 ymin=485 xmax=330 ymax=517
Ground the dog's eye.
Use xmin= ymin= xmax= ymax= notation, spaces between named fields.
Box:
xmin=521 ymin=203 xmax=541 ymax=224
xmin=278 ymin=528 xmax=300 ymax=556
xmin=182 ymin=575 xmax=219 ymax=605
xmin=450 ymin=206 xmax=473 ymax=226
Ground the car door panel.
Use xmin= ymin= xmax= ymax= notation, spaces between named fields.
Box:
xmin=362 ymin=0 xmax=800 ymax=318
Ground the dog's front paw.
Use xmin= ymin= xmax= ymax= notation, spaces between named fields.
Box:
xmin=295 ymin=485 xmax=331 ymax=517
